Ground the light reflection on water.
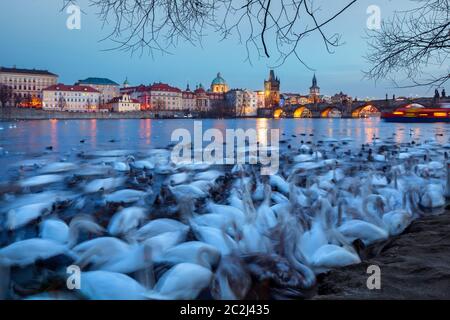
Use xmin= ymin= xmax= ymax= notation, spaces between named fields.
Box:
xmin=0 ymin=118 xmax=449 ymax=178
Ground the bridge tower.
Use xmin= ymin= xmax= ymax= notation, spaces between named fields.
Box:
xmin=264 ymin=70 xmax=280 ymax=109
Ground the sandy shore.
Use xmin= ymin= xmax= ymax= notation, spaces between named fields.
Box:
xmin=313 ymin=210 xmax=450 ymax=299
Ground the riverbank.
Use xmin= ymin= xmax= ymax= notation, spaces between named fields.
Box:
xmin=0 ymin=107 xmax=181 ymax=120
xmin=314 ymin=209 xmax=450 ymax=299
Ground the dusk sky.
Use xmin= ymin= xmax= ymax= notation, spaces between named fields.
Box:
xmin=0 ymin=0 xmax=439 ymax=99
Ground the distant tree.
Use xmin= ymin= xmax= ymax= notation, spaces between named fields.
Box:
xmin=365 ymin=0 xmax=450 ymax=88
xmin=64 ymin=0 xmax=357 ymax=65
xmin=0 ymin=85 xmax=13 ymax=108
xmin=442 ymin=89 xmax=446 ymax=98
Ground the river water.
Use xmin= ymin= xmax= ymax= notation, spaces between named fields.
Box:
xmin=0 ymin=118 xmax=449 ymax=179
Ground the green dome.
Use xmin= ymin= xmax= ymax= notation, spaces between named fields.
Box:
xmin=211 ymin=72 xmax=227 ymax=86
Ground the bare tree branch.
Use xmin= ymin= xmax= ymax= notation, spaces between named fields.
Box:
xmin=64 ymin=0 xmax=357 ymax=66
xmin=365 ymin=0 xmax=450 ymax=88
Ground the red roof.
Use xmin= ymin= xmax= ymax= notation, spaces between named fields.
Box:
xmin=107 ymin=96 xmax=140 ymax=104
xmin=149 ymin=82 xmax=181 ymax=93
xmin=43 ymin=83 xmax=100 ymax=93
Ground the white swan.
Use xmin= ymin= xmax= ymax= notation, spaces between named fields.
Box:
xmin=133 ymin=218 xmax=189 ymax=241
xmin=0 ymin=239 xmax=73 ymax=267
xmin=146 ymin=263 xmax=212 ymax=300
xmin=104 ymin=189 xmax=147 ymax=204
xmin=80 ymin=271 xmax=147 ymax=300
xmin=7 ymin=201 xmax=53 ymax=230
xmin=108 ymin=206 xmax=147 ymax=236
xmin=192 ymin=224 xmax=237 ymax=256
xmin=158 ymin=241 xmax=221 ymax=269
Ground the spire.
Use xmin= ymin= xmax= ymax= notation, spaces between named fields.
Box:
xmin=312 ymin=73 xmax=317 ymax=87
xmin=186 ymin=82 xmax=190 ymax=91
xmin=269 ymin=70 xmax=275 ymax=80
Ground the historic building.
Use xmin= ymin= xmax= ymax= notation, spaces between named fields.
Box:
xmin=226 ymin=89 xmax=258 ymax=116
xmin=42 ymin=84 xmax=100 ymax=111
xmin=0 ymin=66 xmax=58 ymax=106
xmin=309 ymin=73 xmax=321 ymax=103
xmin=210 ymin=72 xmax=229 ymax=93
xmin=75 ymin=77 xmax=120 ymax=107
xmin=264 ymin=70 xmax=280 ymax=108
xmin=282 ymin=93 xmax=311 ymax=106
xmin=331 ymin=91 xmax=352 ymax=104
xmin=182 ymin=84 xmax=197 ymax=111
xmin=106 ymin=94 xmax=141 ymax=112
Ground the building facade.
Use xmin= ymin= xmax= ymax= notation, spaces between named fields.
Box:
xmin=264 ymin=70 xmax=280 ymax=108
xmin=107 ymin=94 xmax=141 ymax=112
xmin=75 ymin=77 xmax=120 ymax=106
xmin=331 ymin=91 xmax=352 ymax=104
xmin=42 ymin=84 xmax=100 ymax=112
xmin=226 ymin=89 xmax=258 ymax=116
xmin=210 ymin=72 xmax=229 ymax=93
xmin=0 ymin=66 xmax=58 ymax=106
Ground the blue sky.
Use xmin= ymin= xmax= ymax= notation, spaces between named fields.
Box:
xmin=0 ymin=0 xmax=437 ymax=98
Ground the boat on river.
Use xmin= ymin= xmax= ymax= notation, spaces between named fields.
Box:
xmin=382 ymin=103 xmax=450 ymax=123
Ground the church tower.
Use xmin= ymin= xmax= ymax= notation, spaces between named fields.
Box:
xmin=309 ymin=73 xmax=320 ymax=103
xmin=264 ymin=70 xmax=280 ymax=108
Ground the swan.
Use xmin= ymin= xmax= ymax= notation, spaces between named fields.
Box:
xmin=131 ymin=159 xmax=155 ymax=170
xmin=40 ymin=219 xmax=69 ymax=243
xmin=211 ymin=255 xmax=252 ymax=300
xmin=133 ymin=218 xmax=189 ymax=241
xmin=168 ymin=184 xmax=207 ymax=201
xmin=72 ymin=237 xmax=130 ymax=269
xmin=420 ymin=183 xmax=445 ymax=208
xmin=145 ymin=263 xmax=212 ymax=300
xmin=338 ymin=219 xmax=388 ymax=245
xmin=297 ymin=198 xmax=361 ymax=273
xmin=158 ymin=241 xmax=221 ymax=269
xmin=40 ymin=162 xmax=77 ymax=174
xmin=194 ymin=170 xmax=224 ymax=181
xmin=108 ymin=206 xmax=147 ymax=236
xmin=19 ymin=174 xmax=64 ymax=188
xmin=192 ymin=224 xmax=237 ymax=256
xmin=255 ymin=184 xmax=278 ymax=232
xmin=205 ymin=202 xmax=246 ymax=227
xmin=104 ymin=189 xmax=147 ymax=204
xmin=167 ymin=172 xmax=190 ymax=185
xmin=269 ymin=174 xmax=290 ymax=195
xmin=78 ymin=231 xmax=186 ymax=274
xmin=112 ymin=156 xmax=135 ymax=172
xmin=190 ymin=179 xmax=215 ymax=194
xmin=84 ymin=177 xmax=125 ymax=193
xmin=0 ymin=239 xmax=74 ymax=267
xmin=7 ymin=201 xmax=53 ymax=230
xmin=80 ymin=271 xmax=147 ymax=300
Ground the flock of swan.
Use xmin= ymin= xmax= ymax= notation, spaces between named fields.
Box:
xmin=0 ymin=131 xmax=449 ymax=299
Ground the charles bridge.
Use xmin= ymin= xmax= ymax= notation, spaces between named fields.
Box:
xmin=259 ymin=97 xmax=450 ymax=118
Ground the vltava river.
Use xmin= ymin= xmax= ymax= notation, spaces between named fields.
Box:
xmin=0 ymin=118 xmax=449 ymax=179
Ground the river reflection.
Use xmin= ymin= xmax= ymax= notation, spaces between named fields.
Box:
xmin=0 ymin=118 xmax=449 ymax=178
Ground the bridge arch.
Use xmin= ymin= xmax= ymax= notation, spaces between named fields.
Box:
xmin=293 ymin=106 xmax=312 ymax=118
xmin=321 ymin=107 xmax=342 ymax=118
xmin=351 ymin=104 xmax=381 ymax=118
xmin=273 ymin=108 xmax=284 ymax=118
